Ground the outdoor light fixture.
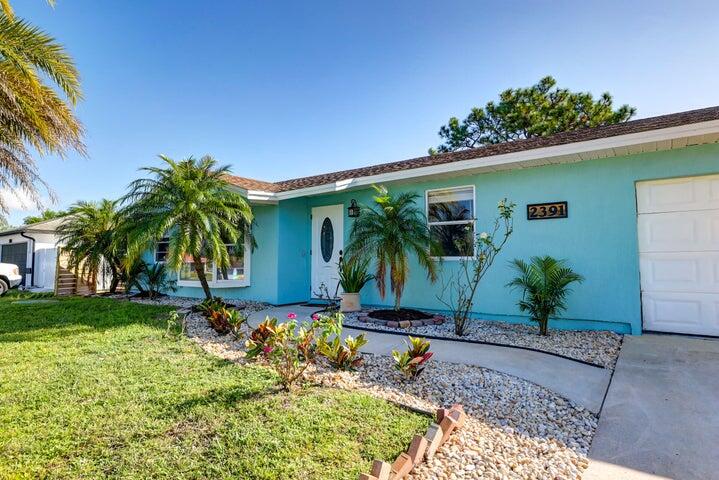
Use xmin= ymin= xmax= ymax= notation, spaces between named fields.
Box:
xmin=348 ymin=199 xmax=360 ymax=218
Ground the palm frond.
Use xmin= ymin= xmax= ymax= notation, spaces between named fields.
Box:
xmin=120 ymin=155 xmax=254 ymax=299
xmin=345 ymin=184 xmax=435 ymax=310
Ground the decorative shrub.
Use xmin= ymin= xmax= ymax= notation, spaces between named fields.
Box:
xmin=507 ymin=255 xmax=584 ymax=336
xmin=317 ymin=334 xmax=367 ymax=370
xmin=197 ymin=298 xmax=247 ymax=337
xmin=245 ymin=312 xmax=347 ymax=390
xmin=208 ymin=308 xmax=232 ymax=335
xmin=196 ymin=297 xmax=226 ymax=315
xmin=245 ymin=316 xmax=279 ymax=357
xmin=392 ymin=336 xmax=433 ymax=379
xmin=338 ymin=258 xmax=373 ymax=293
xmin=245 ymin=313 xmax=317 ymax=390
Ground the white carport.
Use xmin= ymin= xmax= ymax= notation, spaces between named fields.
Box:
xmin=0 ymin=217 xmax=65 ymax=290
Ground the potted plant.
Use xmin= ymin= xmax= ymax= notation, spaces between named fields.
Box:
xmin=338 ymin=257 xmax=373 ymax=312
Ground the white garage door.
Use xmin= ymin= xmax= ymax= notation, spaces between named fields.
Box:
xmin=637 ymin=174 xmax=719 ymax=336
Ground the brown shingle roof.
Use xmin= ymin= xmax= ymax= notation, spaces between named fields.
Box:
xmin=223 ymin=175 xmax=282 ymax=192
xmin=225 ymin=106 xmax=719 ymax=194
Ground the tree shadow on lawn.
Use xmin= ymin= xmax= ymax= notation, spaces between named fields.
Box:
xmin=0 ymin=296 xmax=173 ymax=343
xmin=161 ymin=383 xmax=432 ymax=480
xmin=170 ymin=380 xmax=285 ymax=416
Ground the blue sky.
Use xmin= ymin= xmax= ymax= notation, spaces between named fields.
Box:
xmin=5 ymin=0 xmax=719 ymax=223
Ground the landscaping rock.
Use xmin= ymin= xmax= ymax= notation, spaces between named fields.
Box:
xmin=344 ymin=310 xmax=622 ymax=369
xmin=148 ymin=295 xmax=600 ymax=480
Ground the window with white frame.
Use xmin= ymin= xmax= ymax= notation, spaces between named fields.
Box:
xmin=427 ymin=186 xmax=475 ymax=258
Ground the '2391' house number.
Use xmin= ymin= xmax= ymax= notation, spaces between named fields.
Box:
xmin=527 ymin=201 xmax=568 ymax=220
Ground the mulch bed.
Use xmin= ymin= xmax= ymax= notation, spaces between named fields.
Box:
xmin=368 ymin=308 xmax=434 ymax=321
xmin=360 ymin=309 xmax=445 ymax=329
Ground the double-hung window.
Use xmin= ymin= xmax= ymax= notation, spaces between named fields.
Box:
xmin=426 ymin=186 xmax=476 ymax=258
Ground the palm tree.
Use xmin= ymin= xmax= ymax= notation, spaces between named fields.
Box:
xmin=506 ymin=256 xmax=584 ymax=336
xmin=0 ymin=0 xmax=55 ymax=20
xmin=0 ymin=10 xmax=84 ymax=214
xmin=56 ymin=199 xmax=125 ymax=293
xmin=120 ymin=155 xmax=253 ymax=300
xmin=345 ymin=185 xmax=437 ymax=311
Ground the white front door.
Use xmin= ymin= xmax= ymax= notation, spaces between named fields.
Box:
xmin=637 ymin=174 xmax=719 ymax=336
xmin=311 ymin=205 xmax=344 ymax=299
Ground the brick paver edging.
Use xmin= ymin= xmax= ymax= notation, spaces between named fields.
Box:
xmin=359 ymin=404 xmax=466 ymax=480
xmin=357 ymin=314 xmax=445 ymax=329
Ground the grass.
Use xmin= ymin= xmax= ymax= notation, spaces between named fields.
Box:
xmin=0 ymin=293 xmax=430 ymax=479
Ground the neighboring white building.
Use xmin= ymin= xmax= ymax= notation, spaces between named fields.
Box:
xmin=0 ymin=217 xmax=65 ymax=290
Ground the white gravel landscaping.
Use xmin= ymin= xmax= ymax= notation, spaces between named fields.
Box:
xmin=137 ymin=298 xmax=599 ymax=480
xmin=127 ymin=294 xmax=270 ymax=313
xmin=345 ymin=311 xmax=622 ymax=369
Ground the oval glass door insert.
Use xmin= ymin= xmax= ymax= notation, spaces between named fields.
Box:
xmin=320 ymin=217 xmax=334 ymax=262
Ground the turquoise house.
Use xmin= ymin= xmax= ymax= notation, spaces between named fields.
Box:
xmin=156 ymin=107 xmax=719 ymax=336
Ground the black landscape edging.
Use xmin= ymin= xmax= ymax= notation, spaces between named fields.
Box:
xmin=320 ymin=312 xmax=609 ymax=370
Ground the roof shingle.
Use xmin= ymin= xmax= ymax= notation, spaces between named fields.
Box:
xmin=224 ymin=106 xmax=719 ymax=194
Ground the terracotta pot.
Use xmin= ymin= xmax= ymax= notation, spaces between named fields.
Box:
xmin=340 ymin=292 xmax=361 ymax=312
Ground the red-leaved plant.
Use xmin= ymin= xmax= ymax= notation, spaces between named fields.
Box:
xmin=245 ymin=312 xmax=343 ymax=390
xmin=391 ymin=336 xmax=433 ymax=379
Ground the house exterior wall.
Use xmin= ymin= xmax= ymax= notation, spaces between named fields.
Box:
xmin=162 ymin=143 xmax=719 ymax=334
xmin=170 ymin=204 xmax=281 ymax=303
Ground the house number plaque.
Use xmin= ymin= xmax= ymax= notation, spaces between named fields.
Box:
xmin=527 ymin=201 xmax=568 ymax=220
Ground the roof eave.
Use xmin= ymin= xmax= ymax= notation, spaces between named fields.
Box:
xmin=264 ymin=118 xmax=719 ymax=200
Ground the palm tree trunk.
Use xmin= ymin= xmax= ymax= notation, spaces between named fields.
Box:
xmin=109 ymin=276 xmax=120 ymax=294
xmin=539 ymin=316 xmax=549 ymax=336
xmin=108 ymin=264 xmax=120 ymax=294
xmin=192 ymin=256 xmax=213 ymax=300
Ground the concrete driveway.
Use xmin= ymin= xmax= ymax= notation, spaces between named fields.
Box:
xmin=585 ymin=334 xmax=719 ymax=480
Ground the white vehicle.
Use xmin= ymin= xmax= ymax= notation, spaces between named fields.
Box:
xmin=0 ymin=262 xmax=22 ymax=296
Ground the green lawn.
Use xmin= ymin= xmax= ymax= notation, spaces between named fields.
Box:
xmin=0 ymin=293 xmax=429 ymax=479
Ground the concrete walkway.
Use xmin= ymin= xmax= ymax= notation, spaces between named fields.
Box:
xmin=584 ymin=334 xmax=719 ymax=480
xmin=248 ymin=305 xmax=611 ymax=414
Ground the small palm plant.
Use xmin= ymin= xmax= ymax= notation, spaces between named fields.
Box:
xmin=120 ymin=155 xmax=253 ymax=300
xmin=142 ymin=262 xmax=176 ymax=299
xmin=507 ymin=256 xmax=584 ymax=336
xmin=345 ymin=185 xmax=437 ymax=311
